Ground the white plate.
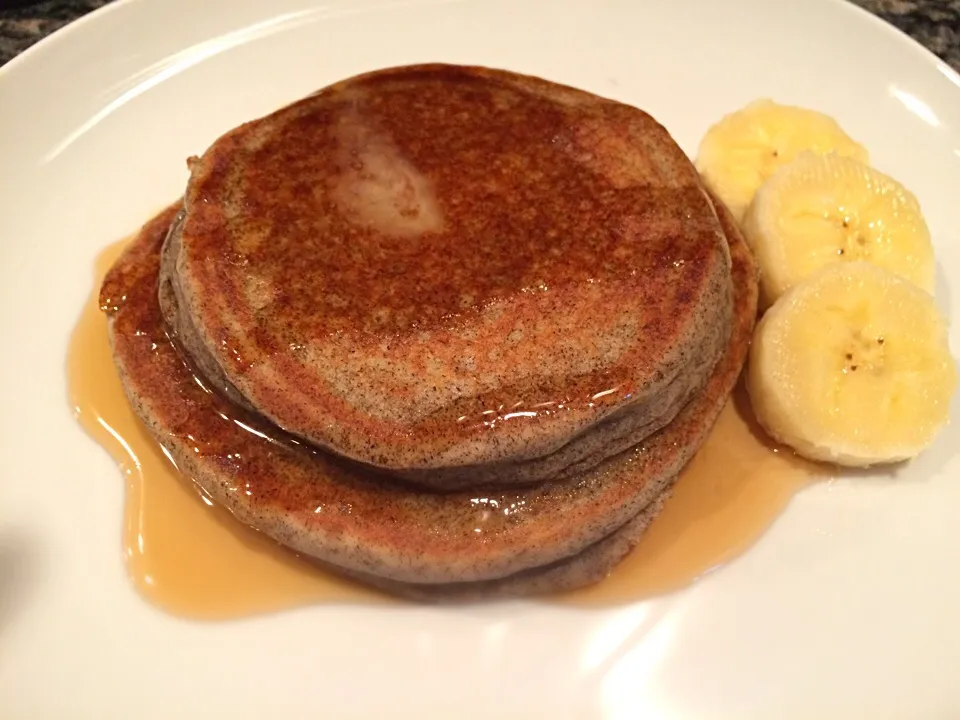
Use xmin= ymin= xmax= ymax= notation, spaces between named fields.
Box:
xmin=2 ymin=0 xmax=960 ymax=716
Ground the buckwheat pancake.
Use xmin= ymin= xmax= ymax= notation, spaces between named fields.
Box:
xmin=102 ymin=193 xmax=756 ymax=593
xmin=162 ymin=64 xmax=733 ymax=488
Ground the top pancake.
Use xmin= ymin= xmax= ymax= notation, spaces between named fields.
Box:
xmin=168 ymin=64 xmax=732 ymax=477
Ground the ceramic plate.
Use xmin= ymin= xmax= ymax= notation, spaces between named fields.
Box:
xmin=2 ymin=0 xmax=959 ymax=716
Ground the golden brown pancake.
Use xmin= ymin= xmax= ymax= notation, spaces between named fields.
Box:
xmin=162 ymin=64 xmax=733 ymax=488
xmin=101 ymin=193 xmax=756 ymax=593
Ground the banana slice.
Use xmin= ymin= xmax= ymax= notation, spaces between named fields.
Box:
xmin=743 ymin=152 xmax=935 ymax=308
xmin=747 ymin=262 xmax=956 ymax=467
xmin=696 ymin=99 xmax=868 ymax=222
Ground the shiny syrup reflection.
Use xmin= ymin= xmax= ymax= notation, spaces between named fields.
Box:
xmin=70 ymin=240 xmax=385 ymax=618
xmin=69 ymin=240 xmax=823 ymax=619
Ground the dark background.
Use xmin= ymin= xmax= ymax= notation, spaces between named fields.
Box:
xmin=0 ymin=0 xmax=957 ymax=70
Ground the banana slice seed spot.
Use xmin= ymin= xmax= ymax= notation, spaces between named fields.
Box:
xmin=835 ymin=219 xmax=872 ymax=260
xmin=841 ymin=331 xmax=887 ymax=374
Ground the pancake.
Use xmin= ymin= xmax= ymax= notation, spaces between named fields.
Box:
xmin=102 ymin=193 xmax=756 ymax=592
xmin=162 ymin=64 xmax=733 ymax=488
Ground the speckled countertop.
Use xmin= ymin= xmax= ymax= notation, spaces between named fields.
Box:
xmin=0 ymin=0 xmax=957 ymax=68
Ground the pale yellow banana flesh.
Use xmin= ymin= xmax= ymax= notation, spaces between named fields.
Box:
xmin=747 ymin=262 xmax=956 ymax=467
xmin=743 ymin=152 xmax=935 ymax=308
xmin=695 ymin=99 xmax=868 ymax=222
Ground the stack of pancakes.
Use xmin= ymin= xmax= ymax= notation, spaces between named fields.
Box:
xmin=102 ymin=65 xmax=758 ymax=599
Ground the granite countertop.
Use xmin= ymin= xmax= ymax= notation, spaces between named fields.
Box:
xmin=0 ymin=0 xmax=957 ymax=69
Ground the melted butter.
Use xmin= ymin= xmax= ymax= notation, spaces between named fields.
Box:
xmin=68 ymin=240 xmax=823 ymax=619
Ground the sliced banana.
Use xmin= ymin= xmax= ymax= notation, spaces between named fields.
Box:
xmin=747 ymin=262 xmax=956 ymax=467
xmin=743 ymin=152 xmax=935 ymax=308
xmin=696 ymin=99 xmax=868 ymax=222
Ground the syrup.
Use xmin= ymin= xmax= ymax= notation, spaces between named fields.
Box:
xmin=561 ymin=387 xmax=821 ymax=604
xmin=69 ymin=239 xmax=384 ymax=619
xmin=68 ymin=237 xmax=822 ymax=619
